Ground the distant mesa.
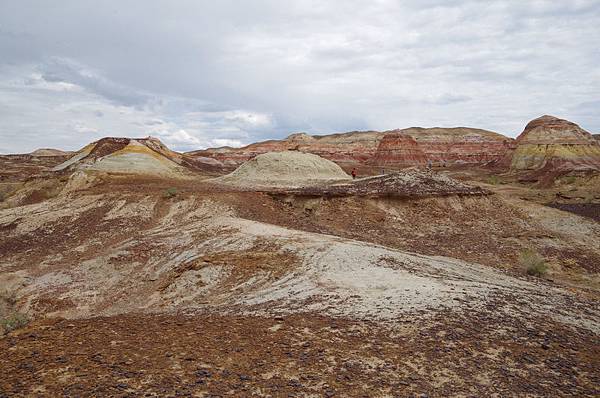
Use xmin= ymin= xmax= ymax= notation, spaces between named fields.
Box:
xmin=190 ymin=116 xmax=600 ymax=185
xmin=212 ymin=151 xmax=352 ymax=188
xmin=29 ymin=148 xmax=72 ymax=157
xmin=52 ymin=136 xmax=199 ymax=177
xmin=286 ymin=132 xmax=314 ymax=142
xmin=510 ymin=115 xmax=600 ymax=173
xmin=190 ymin=126 xmax=513 ymax=170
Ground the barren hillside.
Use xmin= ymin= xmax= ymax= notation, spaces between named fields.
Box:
xmin=1 ymin=150 xmax=599 ymax=395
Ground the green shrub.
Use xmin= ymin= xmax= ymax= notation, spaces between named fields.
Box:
xmin=487 ymin=175 xmax=500 ymax=185
xmin=519 ymin=249 xmax=547 ymax=277
xmin=563 ymin=176 xmax=576 ymax=184
xmin=0 ymin=312 xmax=29 ymax=334
xmin=163 ymin=187 xmax=178 ymax=198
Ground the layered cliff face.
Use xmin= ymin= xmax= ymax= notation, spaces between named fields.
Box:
xmin=188 ymin=131 xmax=385 ymax=168
xmin=510 ymin=115 xmax=600 ymax=172
xmin=296 ymin=131 xmax=384 ymax=164
xmin=400 ymin=127 xmax=512 ymax=165
xmin=190 ymin=128 xmax=512 ymax=170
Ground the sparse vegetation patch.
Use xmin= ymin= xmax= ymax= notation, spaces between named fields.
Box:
xmin=164 ymin=187 xmax=178 ymax=198
xmin=0 ymin=290 xmax=29 ymax=335
xmin=0 ymin=312 xmax=29 ymax=335
xmin=519 ymin=249 xmax=547 ymax=277
xmin=487 ymin=175 xmax=500 ymax=185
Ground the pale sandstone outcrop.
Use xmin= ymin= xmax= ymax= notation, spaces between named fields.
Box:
xmin=213 ymin=151 xmax=351 ymax=188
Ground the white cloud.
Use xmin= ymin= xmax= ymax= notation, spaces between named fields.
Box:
xmin=72 ymin=124 xmax=98 ymax=134
xmin=154 ymin=129 xmax=200 ymax=146
xmin=209 ymin=138 xmax=244 ymax=148
xmin=225 ymin=111 xmax=273 ymax=130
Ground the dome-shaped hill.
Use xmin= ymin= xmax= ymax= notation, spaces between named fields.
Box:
xmin=52 ymin=137 xmax=195 ymax=177
xmin=510 ymin=115 xmax=600 ymax=172
xmin=517 ymin=115 xmax=596 ymax=145
xmin=213 ymin=151 xmax=351 ymax=188
xmin=29 ymin=148 xmax=72 ymax=157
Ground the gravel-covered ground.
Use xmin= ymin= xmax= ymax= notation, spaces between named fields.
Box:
xmin=2 ymin=309 xmax=598 ymax=397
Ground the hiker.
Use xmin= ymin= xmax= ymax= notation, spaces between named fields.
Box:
xmin=351 ymin=168 xmax=357 ymax=179
xmin=427 ymin=160 xmax=432 ymax=170
xmin=381 ymin=168 xmax=385 ymax=175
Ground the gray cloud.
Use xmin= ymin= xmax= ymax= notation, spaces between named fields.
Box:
xmin=39 ymin=57 xmax=150 ymax=107
xmin=0 ymin=0 xmax=599 ymax=153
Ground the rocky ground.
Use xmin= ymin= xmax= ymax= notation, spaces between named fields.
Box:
xmin=1 ymin=163 xmax=599 ymax=397
xmin=0 ymin=154 xmax=68 ymax=183
xmin=255 ymin=169 xmax=490 ymax=198
xmin=2 ymin=310 xmax=598 ymax=397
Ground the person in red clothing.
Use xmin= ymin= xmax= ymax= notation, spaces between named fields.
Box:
xmin=351 ymin=168 xmax=357 ymax=179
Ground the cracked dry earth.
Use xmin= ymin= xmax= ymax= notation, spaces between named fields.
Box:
xmin=1 ymin=178 xmax=599 ymax=397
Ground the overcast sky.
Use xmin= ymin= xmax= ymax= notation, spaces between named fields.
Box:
xmin=1 ymin=0 xmax=599 ymax=153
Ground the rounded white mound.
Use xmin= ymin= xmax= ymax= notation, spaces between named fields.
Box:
xmin=215 ymin=151 xmax=351 ymax=187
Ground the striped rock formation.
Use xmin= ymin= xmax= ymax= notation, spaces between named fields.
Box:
xmin=53 ymin=137 xmax=204 ymax=177
xmin=190 ymin=127 xmax=512 ymax=170
xmin=400 ymin=127 xmax=512 ymax=165
xmin=370 ymin=132 xmax=427 ymax=168
xmin=510 ymin=115 xmax=600 ymax=172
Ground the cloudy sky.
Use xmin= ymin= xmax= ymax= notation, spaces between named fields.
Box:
xmin=1 ymin=0 xmax=599 ymax=153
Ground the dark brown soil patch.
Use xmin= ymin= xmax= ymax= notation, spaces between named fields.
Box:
xmin=88 ymin=137 xmax=130 ymax=159
xmin=547 ymin=203 xmax=600 ymax=223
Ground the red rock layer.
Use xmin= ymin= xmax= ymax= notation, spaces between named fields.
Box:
xmin=370 ymin=133 xmax=427 ymax=167
xmin=190 ymin=127 xmax=512 ymax=170
xmin=188 ymin=131 xmax=384 ymax=167
xmin=400 ymin=127 xmax=513 ymax=165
